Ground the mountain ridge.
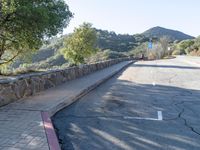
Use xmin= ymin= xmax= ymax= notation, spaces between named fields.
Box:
xmin=142 ymin=26 xmax=195 ymax=41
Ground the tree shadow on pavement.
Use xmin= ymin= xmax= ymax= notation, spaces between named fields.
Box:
xmin=52 ymin=74 xmax=200 ymax=150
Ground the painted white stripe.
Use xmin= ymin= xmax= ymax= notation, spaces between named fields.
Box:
xmin=123 ymin=116 xmax=159 ymax=121
xmin=123 ymin=111 xmax=163 ymax=121
xmin=157 ymin=111 xmax=163 ymax=121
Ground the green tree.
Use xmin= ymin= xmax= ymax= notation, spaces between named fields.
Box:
xmin=61 ymin=23 xmax=97 ymax=65
xmin=0 ymin=0 xmax=72 ymax=66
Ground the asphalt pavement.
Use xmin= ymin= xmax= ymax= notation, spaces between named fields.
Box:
xmin=53 ymin=57 xmax=200 ymax=150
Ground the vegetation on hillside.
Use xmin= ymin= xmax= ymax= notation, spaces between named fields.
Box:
xmin=8 ymin=27 xmax=148 ymax=73
xmin=129 ymin=36 xmax=171 ymax=59
xmin=171 ymin=37 xmax=200 ymax=56
xmin=0 ymin=0 xmax=72 ymax=74
xmin=95 ymin=29 xmax=148 ymax=52
xmin=10 ymin=26 xmax=198 ymax=75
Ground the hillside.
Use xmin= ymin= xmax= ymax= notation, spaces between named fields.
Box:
xmin=95 ymin=29 xmax=148 ymax=52
xmin=12 ymin=26 xmax=196 ymax=70
xmin=13 ymin=28 xmax=148 ymax=68
xmin=12 ymin=37 xmax=67 ymax=68
xmin=143 ymin=26 xmax=195 ymax=41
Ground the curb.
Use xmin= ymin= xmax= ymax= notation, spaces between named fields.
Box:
xmin=41 ymin=111 xmax=61 ymax=150
xmin=49 ymin=60 xmax=134 ymax=117
xmin=42 ymin=60 xmax=134 ymax=150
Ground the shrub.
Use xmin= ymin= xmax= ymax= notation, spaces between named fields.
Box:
xmin=172 ymin=50 xmax=181 ymax=55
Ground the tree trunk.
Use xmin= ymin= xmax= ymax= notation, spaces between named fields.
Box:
xmin=0 ymin=38 xmax=6 ymax=60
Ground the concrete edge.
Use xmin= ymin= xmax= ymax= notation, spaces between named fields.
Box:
xmin=182 ymin=60 xmax=200 ymax=67
xmin=41 ymin=60 xmax=134 ymax=150
xmin=41 ymin=111 xmax=61 ymax=150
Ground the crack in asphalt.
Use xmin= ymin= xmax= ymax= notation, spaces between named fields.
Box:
xmin=164 ymin=100 xmax=200 ymax=136
xmin=178 ymin=108 xmax=200 ymax=136
xmin=163 ymin=82 xmax=200 ymax=137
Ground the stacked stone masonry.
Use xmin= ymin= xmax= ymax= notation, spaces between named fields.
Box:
xmin=0 ymin=58 xmax=131 ymax=107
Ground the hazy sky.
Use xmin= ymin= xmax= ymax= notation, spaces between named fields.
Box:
xmin=64 ymin=0 xmax=199 ymax=37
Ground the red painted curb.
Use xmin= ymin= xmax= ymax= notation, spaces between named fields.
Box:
xmin=41 ymin=111 xmax=61 ymax=150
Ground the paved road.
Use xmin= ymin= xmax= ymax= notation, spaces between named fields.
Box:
xmin=53 ymin=57 xmax=200 ymax=150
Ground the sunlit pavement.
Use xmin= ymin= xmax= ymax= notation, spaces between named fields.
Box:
xmin=53 ymin=57 xmax=200 ymax=150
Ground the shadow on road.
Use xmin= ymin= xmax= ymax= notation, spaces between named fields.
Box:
xmin=52 ymin=72 xmax=200 ymax=150
xmin=133 ymin=64 xmax=200 ymax=70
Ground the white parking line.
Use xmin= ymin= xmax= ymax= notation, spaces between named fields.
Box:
xmin=123 ymin=111 xmax=163 ymax=121
xmin=157 ymin=111 xmax=163 ymax=120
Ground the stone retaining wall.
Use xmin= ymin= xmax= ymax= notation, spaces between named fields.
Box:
xmin=0 ymin=58 xmax=131 ymax=107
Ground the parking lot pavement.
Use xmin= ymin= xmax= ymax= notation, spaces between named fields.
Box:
xmin=53 ymin=57 xmax=200 ymax=150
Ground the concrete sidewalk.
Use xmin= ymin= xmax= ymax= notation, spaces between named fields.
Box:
xmin=0 ymin=61 xmax=133 ymax=150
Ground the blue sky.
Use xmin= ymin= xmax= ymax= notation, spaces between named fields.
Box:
xmin=64 ymin=0 xmax=200 ymax=37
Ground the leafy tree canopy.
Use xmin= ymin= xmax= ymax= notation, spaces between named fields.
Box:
xmin=61 ymin=23 xmax=97 ymax=65
xmin=0 ymin=0 xmax=73 ymax=66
